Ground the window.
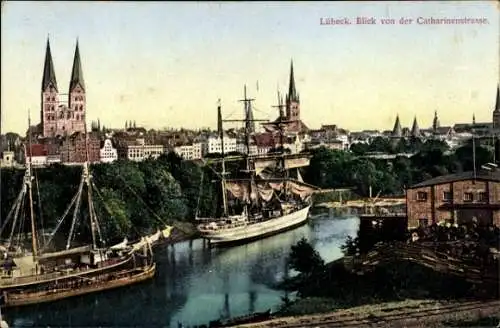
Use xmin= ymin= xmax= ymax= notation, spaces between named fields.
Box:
xmin=463 ymin=192 xmax=473 ymax=202
xmin=416 ymin=191 xmax=428 ymax=201
xmin=443 ymin=191 xmax=452 ymax=202
xmin=478 ymin=192 xmax=488 ymax=202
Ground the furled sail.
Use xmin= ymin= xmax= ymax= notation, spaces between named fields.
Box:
xmin=110 ymin=238 xmax=129 ymax=250
xmin=226 ymin=179 xmax=318 ymax=203
xmin=286 ymin=180 xmax=317 ymax=200
xmin=256 ymin=183 xmax=274 ymax=202
xmin=131 ymin=230 xmax=162 ymax=251
xmin=253 ymin=154 xmax=311 ymax=175
xmin=208 ymin=154 xmax=311 ymax=176
xmin=225 ymin=181 xmax=251 ymax=202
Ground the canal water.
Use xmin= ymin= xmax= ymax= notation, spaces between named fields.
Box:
xmin=4 ymin=214 xmax=359 ymax=328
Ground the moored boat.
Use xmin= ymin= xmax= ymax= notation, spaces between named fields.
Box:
xmin=195 ymin=88 xmax=320 ymax=246
xmin=0 ymin=118 xmax=156 ymax=308
xmin=208 ymin=309 xmax=272 ymax=327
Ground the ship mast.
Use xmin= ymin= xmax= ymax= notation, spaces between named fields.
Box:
xmin=271 ymin=91 xmax=290 ymax=197
xmin=272 ymin=90 xmax=286 ymax=168
xmin=83 ymin=121 xmax=98 ymax=250
xmin=222 ymin=86 xmax=267 ymax=215
xmin=26 ymin=111 xmax=39 ymax=260
xmin=239 ymin=85 xmax=255 ymax=173
xmin=218 ymin=100 xmax=229 ymax=217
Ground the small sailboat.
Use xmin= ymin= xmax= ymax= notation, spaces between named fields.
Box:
xmin=0 ymin=117 xmax=156 ymax=308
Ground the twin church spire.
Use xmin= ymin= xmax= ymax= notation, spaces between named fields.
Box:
xmin=41 ymin=39 xmax=58 ymax=92
xmin=41 ymin=37 xmax=86 ymax=137
xmin=41 ymin=37 xmax=85 ymax=93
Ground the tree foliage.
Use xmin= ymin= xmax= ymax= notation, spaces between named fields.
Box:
xmin=1 ymin=137 xmax=495 ymax=244
xmin=0 ymin=152 xmax=218 ymax=243
xmin=289 ymin=237 xmax=325 ymax=277
xmin=305 ymin=139 xmax=494 ymax=197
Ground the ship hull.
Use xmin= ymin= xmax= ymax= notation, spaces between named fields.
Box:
xmin=1 ymin=263 xmax=156 ymax=308
xmin=199 ymin=205 xmax=311 ymax=246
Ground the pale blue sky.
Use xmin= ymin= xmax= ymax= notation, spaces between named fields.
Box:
xmin=1 ymin=1 xmax=499 ymax=134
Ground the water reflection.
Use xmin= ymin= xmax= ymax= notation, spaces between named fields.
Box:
xmin=5 ymin=214 xmax=359 ymax=327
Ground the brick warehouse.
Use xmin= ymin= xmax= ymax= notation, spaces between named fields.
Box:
xmin=406 ymin=169 xmax=500 ymax=229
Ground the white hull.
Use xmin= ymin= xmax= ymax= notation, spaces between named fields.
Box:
xmin=197 ymin=205 xmax=311 ymax=244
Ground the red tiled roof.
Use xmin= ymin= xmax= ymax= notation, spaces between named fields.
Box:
xmin=27 ymin=144 xmax=47 ymax=157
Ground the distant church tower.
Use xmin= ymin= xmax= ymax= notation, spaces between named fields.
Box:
xmin=432 ymin=111 xmax=440 ymax=134
xmin=68 ymin=40 xmax=86 ymax=134
xmin=410 ymin=116 xmax=421 ymax=138
xmin=41 ymin=38 xmax=86 ymax=137
xmin=41 ymin=38 xmax=59 ymax=137
xmin=285 ymin=60 xmax=300 ymax=122
xmin=391 ymin=114 xmax=402 ymax=138
xmin=493 ymin=85 xmax=500 ymax=130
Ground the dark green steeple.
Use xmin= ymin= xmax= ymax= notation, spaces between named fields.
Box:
xmin=42 ymin=38 xmax=58 ymax=91
xmin=287 ymin=60 xmax=298 ymax=102
xmin=69 ymin=40 xmax=85 ymax=92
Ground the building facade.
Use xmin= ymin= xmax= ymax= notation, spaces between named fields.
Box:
xmin=100 ymin=138 xmax=118 ymax=163
xmin=60 ymin=132 xmax=100 ymax=164
xmin=203 ymin=135 xmax=237 ymax=155
xmin=406 ymin=170 xmax=500 ymax=229
xmin=118 ymin=143 xmax=166 ymax=162
xmin=1 ymin=151 xmax=15 ymax=168
xmin=174 ymin=143 xmax=202 ymax=160
xmin=41 ymin=39 xmax=86 ymax=137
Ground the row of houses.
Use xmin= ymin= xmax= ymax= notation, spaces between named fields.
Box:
xmin=0 ymin=124 xmax=495 ymax=168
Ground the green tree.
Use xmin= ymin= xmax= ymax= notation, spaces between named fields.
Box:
xmin=289 ymin=237 xmax=325 ymax=277
xmin=96 ymin=187 xmax=132 ymax=242
xmin=368 ymin=137 xmax=392 ymax=153
xmin=349 ymin=142 xmax=370 ymax=156
xmin=455 ymin=141 xmax=493 ymax=171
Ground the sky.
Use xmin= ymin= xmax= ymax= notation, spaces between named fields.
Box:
xmin=1 ymin=1 xmax=499 ymax=135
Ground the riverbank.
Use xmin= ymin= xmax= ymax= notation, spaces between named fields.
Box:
xmin=239 ymin=299 xmax=500 ymax=327
xmin=268 ymin=238 xmax=499 ymax=326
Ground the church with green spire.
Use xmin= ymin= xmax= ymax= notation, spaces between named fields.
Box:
xmin=41 ymin=38 xmax=86 ymax=137
xmin=263 ymin=60 xmax=309 ymax=134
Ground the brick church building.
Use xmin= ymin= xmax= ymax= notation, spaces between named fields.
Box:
xmin=40 ymin=38 xmax=86 ymax=137
xmin=26 ymin=38 xmax=100 ymax=164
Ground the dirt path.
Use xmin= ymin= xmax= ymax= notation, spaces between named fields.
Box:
xmin=239 ymin=299 xmax=500 ymax=327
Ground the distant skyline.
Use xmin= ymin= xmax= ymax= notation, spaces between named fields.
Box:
xmin=1 ymin=1 xmax=499 ymax=135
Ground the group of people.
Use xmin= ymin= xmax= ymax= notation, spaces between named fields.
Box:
xmin=409 ymin=222 xmax=500 ymax=267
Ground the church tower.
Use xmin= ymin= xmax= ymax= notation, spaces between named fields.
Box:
xmin=41 ymin=39 xmax=86 ymax=137
xmin=493 ymin=85 xmax=500 ymax=130
xmin=41 ymin=38 xmax=59 ymax=137
xmin=68 ymin=40 xmax=86 ymax=134
xmin=391 ymin=114 xmax=402 ymax=138
xmin=285 ymin=60 xmax=300 ymax=121
xmin=432 ymin=110 xmax=440 ymax=134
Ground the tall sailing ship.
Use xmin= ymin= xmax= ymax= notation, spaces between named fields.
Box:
xmin=0 ymin=119 xmax=159 ymax=308
xmin=196 ymin=87 xmax=320 ymax=245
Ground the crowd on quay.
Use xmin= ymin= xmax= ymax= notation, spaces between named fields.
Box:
xmin=409 ymin=220 xmax=500 ymax=267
